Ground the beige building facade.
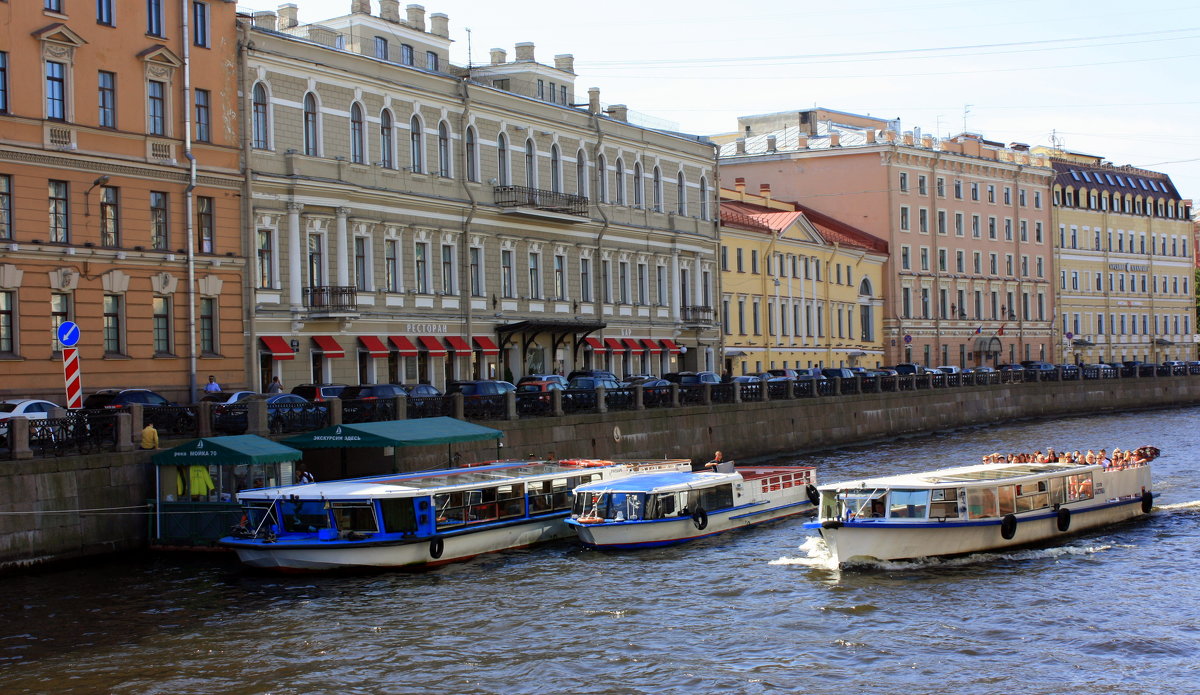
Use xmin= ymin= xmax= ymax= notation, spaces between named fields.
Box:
xmin=241 ymin=3 xmax=719 ymax=391
xmin=1037 ymin=148 xmax=1195 ymax=364
xmin=719 ymin=182 xmax=887 ymax=374
xmin=720 ymin=109 xmax=1055 ymax=368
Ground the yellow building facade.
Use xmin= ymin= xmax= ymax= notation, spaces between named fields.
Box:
xmin=1038 ymin=149 xmax=1196 ymax=364
xmin=719 ymin=183 xmax=888 ymax=375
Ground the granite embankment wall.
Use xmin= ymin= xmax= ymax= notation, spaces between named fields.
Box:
xmin=3 ymin=377 xmax=1199 ymax=572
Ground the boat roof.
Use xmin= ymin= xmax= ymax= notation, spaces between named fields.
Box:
xmin=238 ymin=460 xmax=617 ymax=500
xmin=820 ymin=461 xmax=1098 ymax=490
xmin=573 ymin=470 xmax=736 ymax=494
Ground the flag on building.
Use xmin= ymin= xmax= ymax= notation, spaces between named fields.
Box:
xmin=997 ymin=324 xmax=1006 ymax=336
xmin=975 ymin=325 xmax=982 ymax=334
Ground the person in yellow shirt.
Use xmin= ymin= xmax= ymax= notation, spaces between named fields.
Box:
xmin=141 ymin=423 xmax=159 ymax=450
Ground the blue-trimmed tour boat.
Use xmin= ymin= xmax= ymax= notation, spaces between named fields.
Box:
xmin=806 ymin=457 xmax=1155 ymax=565
xmin=219 ymin=458 xmax=691 ymax=571
xmin=565 ymin=465 xmax=818 ymax=549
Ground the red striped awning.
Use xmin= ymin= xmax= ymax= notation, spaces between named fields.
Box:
xmin=642 ymin=339 xmax=662 ymax=354
xmin=259 ymin=336 xmax=295 ymax=360
xmin=473 ymin=336 xmax=500 ymax=356
xmin=446 ymin=336 xmax=471 ymax=352
xmin=358 ymin=335 xmax=389 ymax=358
xmin=389 ymin=335 xmax=418 ymax=356
xmin=661 ymin=338 xmax=682 ymax=354
xmin=312 ymin=335 xmax=345 ymax=358
xmin=418 ymin=335 xmax=447 ymax=357
xmin=622 ymin=338 xmax=642 ymax=352
xmin=604 ymin=338 xmax=623 ymax=351
xmin=584 ymin=337 xmax=605 ymax=351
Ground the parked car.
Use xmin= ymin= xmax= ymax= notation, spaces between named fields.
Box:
xmin=972 ymin=366 xmax=996 ymax=373
xmin=200 ymin=391 xmax=259 ymax=405
xmin=517 ymin=374 xmax=568 ymax=388
xmin=82 ymin=388 xmax=193 ymax=436
xmin=768 ymin=368 xmax=800 ymax=379
xmin=515 ymin=380 xmax=564 ymax=415
xmin=400 ymin=383 xmax=443 ymax=401
xmin=934 ymin=365 xmax=962 ymax=375
xmin=289 ymin=383 xmax=347 ymax=402
xmin=210 ymin=393 xmax=327 ymax=434
xmin=662 ymin=371 xmax=722 ymax=385
xmin=820 ymin=368 xmax=856 ymax=380
xmin=446 ymin=380 xmax=517 ymax=397
xmin=1023 ymin=362 xmax=1056 ymax=372
xmin=620 ymin=374 xmax=659 ymax=386
xmin=566 ymin=369 xmax=618 ymax=382
xmin=790 ymin=367 xmax=828 ymax=381
xmin=83 ymin=388 xmax=175 ymax=409
xmin=0 ymin=399 xmax=62 ymax=446
xmin=566 ymin=376 xmax=623 ymax=391
xmin=339 ymin=384 xmax=408 ymax=421
xmin=892 ymin=363 xmax=927 ymax=376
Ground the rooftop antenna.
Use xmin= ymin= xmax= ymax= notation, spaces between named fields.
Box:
xmin=1050 ymin=129 xmax=1063 ymax=149
xmin=465 ymin=27 xmax=472 ymax=69
xmin=962 ymin=104 xmax=972 ymax=133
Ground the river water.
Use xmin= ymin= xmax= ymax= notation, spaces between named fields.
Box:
xmin=2 ymin=408 xmax=1199 ymax=694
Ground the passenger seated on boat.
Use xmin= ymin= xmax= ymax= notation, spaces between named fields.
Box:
xmin=869 ymin=499 xmax=885 ymax=518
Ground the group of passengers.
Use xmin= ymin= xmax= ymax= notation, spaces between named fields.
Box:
xmin=982 ymin=445 xmax=1159 ymax=470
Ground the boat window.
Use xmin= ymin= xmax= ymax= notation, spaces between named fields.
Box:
xmin=529 ymin=480 xmax=555 ymax=515
xmin=888 ymin=489 xmax=929 ymax=519
xmin=282 ymin=499 xmax=331 ymax=533
xmin=997 ymin=485 xmax=1016 ymax=516
xmin=1049 ymin=477 xmax=1066 ymax=506
xmin=331 ymin=502 xmax=378 ymax=534
xmin=379 ymin=498 xmax=418 ymax=535
xmin=966 ymin=487 xmax=997 ymax=519
xmin=581 ymin=492 xmax=645 ymax=520
xmin=836 ymin=490 xmax=887 ymax=518
xmin=1066 ymin=473 xmax=1093 ymax=501
xmin=930 ymin=488 xmax=960 ymax=518
xmin=552 ymin=478 xmax=573 ymax=510
xmin=434 ymin=491 xmax=466 ymax=528
xmin=242 ymin=500 xmax=275 ymax=529
xmin=1014 ymin=480 xmax=1050 ymax=512
xmin=496 ymin=484 xmax=526 ymax=519
xmin=689 ymin=484 xmax=734 ymax=513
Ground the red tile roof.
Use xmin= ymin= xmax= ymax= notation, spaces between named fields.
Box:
xmin=720 ymin=200 xmax=887 ymax=254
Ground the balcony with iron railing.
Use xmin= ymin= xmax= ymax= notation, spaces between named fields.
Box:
xmin=682 ymin=305 xmax=715 ymax=324
xmin=303 ymin=286 xmax=358 ymax=316
xmin=494 ymin=185 xmax=589 ymax=219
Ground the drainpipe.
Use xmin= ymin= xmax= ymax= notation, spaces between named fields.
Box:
xmin=182 ymin=0 xmax=198 ymax=403
xmin=236 ymin=19 xmax=258 ymax=391
xmin=457 ymin=77 xmax=478 ymax=378
xmin=589 ymin=95 xmax=611 ymax=366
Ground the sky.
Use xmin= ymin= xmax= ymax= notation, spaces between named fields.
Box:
xmin=239 ymin=0 xmax=1200 ymax=204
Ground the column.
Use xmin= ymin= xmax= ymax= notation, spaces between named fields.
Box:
xmin=335 ymin=207 xmax=350 ymax=287
xmin=287 ymin=202 xmax=303 ymax=309
xmin=670 ymin=251 xmax=681 ymax=321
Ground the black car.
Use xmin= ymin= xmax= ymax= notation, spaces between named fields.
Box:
xmin=83 ymin=388 xmax=174 ymax=409
xmin=566 ymin=369 xmax=618 ymax=382
xmin=339 ymin=384 xmax=408 ymax=422
xmin=82 ymin=388 xmax=193 ymax=436
xmin=446 ymin=380 xmax=516 ymax=418
xmin=662 ymin=371 xmax=721 ymax=385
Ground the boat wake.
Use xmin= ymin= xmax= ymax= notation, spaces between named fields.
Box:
xmin=1155 ymin=499 xmax=1200 ymax=511
xmin=769 ymin=536 xmax=839 ymax=571
xmin=770 ymin=537 xmax=1121 ymax=572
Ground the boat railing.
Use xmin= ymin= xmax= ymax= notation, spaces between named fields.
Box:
xmin=755 ymin=467 xmax=816 ymax=493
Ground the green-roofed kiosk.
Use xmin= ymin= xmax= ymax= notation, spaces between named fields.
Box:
xmin=283 ymin=417 xmax=504 ymax=477
xmin=151 ymin=435 xmax=303 ymax=546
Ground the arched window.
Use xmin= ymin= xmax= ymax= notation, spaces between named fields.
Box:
xmin=615 ymin=157 xmax=625 ymax=204
xmin=576 ymin=148 xmax=588 ymax=198
xmin=437 ymin=121 xmax=451 ymax=177
xmin=596 ymin=154 xmax=608 ymax=203
xmin=652 ymin=166 xmax=663 ymax=212
xmin=349 ymin=103 xmax=365 ymax=164
xmin=465 ymin=126 xmax=478 ymax=182
xmin=409 ymin=115 xmax=423 ymax=173
xmin=251 ymin=83 xmax=269 ymax=149
xmin=859 ymin=278 xmax=873 ymax=296
xmin=379 ymin=109 xmax=394 ymax=169
xmin=633 ymin=161 xmax=643 ymax=207
xmin=550 ymin=144 xmax=561 ymax=193
xmin=497 ymin=132 xmax=509 ymax=185
xmin=676 ymin=171 xmax=686 ymax=215
xmin=525 ymin=138 xmax=537 ymax=188
xmin=303 ymin=92 xmax=319 ymax=156
xmin=859 ymin=278 xmax=875 ymax=341
xmin=699 ymin=176 xmax=709 ymax=220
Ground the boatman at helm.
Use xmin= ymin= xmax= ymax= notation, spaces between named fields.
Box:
xmin=704 ymin=451 xmax=735 ymax=474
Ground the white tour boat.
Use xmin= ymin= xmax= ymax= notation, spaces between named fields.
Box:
xmin=806 ymin=455 xmax=1155 ymax=565
xmin=566 ymin=463 xmax=818 ymax=549
xmin=219 ymin=458 xmax=690 ymax=571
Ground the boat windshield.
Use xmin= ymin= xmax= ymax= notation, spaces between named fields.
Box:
xmin=832 ymin=489 xmax=888 ymax=519
xmin=574 ymin=491 xmax=645 ymax=521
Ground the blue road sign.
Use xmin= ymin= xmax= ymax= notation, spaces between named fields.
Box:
xmin=57 ymin=321 xmax=80 ymax=347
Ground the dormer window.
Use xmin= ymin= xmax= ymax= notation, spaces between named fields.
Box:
xmin=401 ymin=44 xmax=414 ymax=66
xmin=426 ymin=51 xmax=439 ymax=72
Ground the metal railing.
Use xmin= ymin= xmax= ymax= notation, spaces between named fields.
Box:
xmin=493 ymin=185 xmax=589 ymax=217
xmin=303 ymin=285 xmax=357 ymax=312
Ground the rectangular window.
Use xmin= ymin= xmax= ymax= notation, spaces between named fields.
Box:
xmin=751 ymin=249 xmax=759 ymax=274
xmin=736 ymin=247 xmax=744 ymax=272
xmin=528 ymin=252 xmax=541 ymax=299
xmin=49 ymin=180 xmax=70 ymax=243
xmin=956 ymin=250 xmax=964 ymax=273
xmin=355 ymin=237 xmax=369 ymax=291
xmin=954 ymin=212 xmax=963 ymax=237
xmin=194 ymin=89 xmax=210 ymax=142
xmin=555 ymin=255 xmax=567 ymax=300
xmin=50 ymin=293 xmax=70 ymax=350
xmin=601 ymin=260 xmax=611 ymax=303
xmin=537 ymin=80 xmax=545 ymax=100
xmin=98 ymin=71 xmax=116 ymax=127
xmin=900 ymin=206 xmax=910 ymax=231
xmin=97 ymin=0 xmax=115 ymax=24
xmin=560 ymin=85 xmax=567 ymax=105
xmin=919 ymin=208 xmax=928 ymax=233
xmin=936 ymin=177 xmax=945 ymax=197
xmin=103 ymin=294 xmax=123 ymax=354
xmin=918 ymin=175 xmax=927 ymax=195
xmin=657 ymin=265 xmax=667 ymax=306
xmin=937 ymin=210 xmax=946 ymax=235
xmin=1004 ymin=187 xmax=1011 ymax=205
xmin=580 ymin=258 xmax=591 ymax=302
xmin=441 ymin=244 xmax=454 ymax=294
xmin=618 ymin=261 xmax=629 ymax=304
xmin=548 ymin=82 xmax=557 ymax=104
xmin=385 ymin=240 xmax=399 ymax=292
xmin=199 ymin=297 xmax=216 ymax=354
xmin=636 ymin=263 xmax=647 ymax=305
xmin=938 ymin=248 xmax=947 ymax=272
xmin=193 ymin=1 xmax=210 ymax=47
xmin=148 ymin=80 xmax=166 ymax=135
xmin=97 ymin=186 xmax=120 ymax=247
xmin=401 ymin=44 xmax=414 ymax=66
xmin=147 ymin=0 xmax=164 ymax=36
xmin=0 ymin=175 xmax=11 ymax=240
xmin=150 ymin=191 xmax=168 ymax=249
xmin=920 ymin=247 xmax=929 ymax=271
xmin=0 ymin=290 xmax=12 ymax=354
xmin=0 ymin=52 xmax=8 ymax=115
xmin=46 ymin=61 xmax=67 ymax=120
xmin=971 ymin=215 xmax=980 ymax=238
xmin=257 ymin=230 xmax=273 ymax=288
xmin=426 ymin=51 xmax=439 ymax=72
xmin=987 ymin=185 xmax=995 ymax=203
xmin=196 ymin=196 xmax=213 ymax=253
xmin=988 ymin=217 xmax=997 ymax=240
xmin=415 ymin=242 xmax=429 ymax=294
xmin=307 ymin=234 xmax=324 ymax=286
xmin=954 ymin=179 xmax=962 ymax=199
xmin=901 ymin=246 xmax=910 ymax=270
xmin=899 ymin=172 xmax=908 ymax=192
xmin=970 ymin=182 xmax=979 ymax=201
xmin=501 ymin=249 xmax=514 ymax=298
xmin=374 ymin=37 xmax=389 ymax=61
xmin=153 ymin=296 xmax=171 ymax=354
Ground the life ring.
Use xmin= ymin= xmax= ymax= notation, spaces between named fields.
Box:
xmin=1140 ymin=491 xmax=1153 ymax=513
xmin=692 ymin=507 xmax=708 ymax=530
xmin=1056 ymin=507 xmax=1071 ymax=532
xmin=560 ymin=459 xmax=615 ymax=467
xmin=805 ymin=484 xmax=820 ymax=506
xmin=1000 ymin=514 xmax=1018 ymax=540
xmin=576 ymin=516 xmax=603 ymax=524
xmin=429 ymin=537 xmax=444 ymax=559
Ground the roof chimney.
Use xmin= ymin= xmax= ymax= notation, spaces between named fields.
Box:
xmin=406 ymin=4 xmax=426 ymax=31
xmin=865 ymin=130 xmax=876 ymax=144
xmin=903 ymin=131 xmax=914 ymax=145
xmin=735 ymin=139 xmax=746 ymax=155
xmin=429 ymin=13 xmax=449 ymax=38
xmin=351 ymin=0 xmax=370 ymax=14
xmin=588 ymin=87 xmax=600 ymax=115
xmin=607 ymin=104 xmax=628 ymax=122
xmin=766 ymin=135 xmax=777 ymax=152
xmin=759 ymin=183 xmax=772 ymax=202
xmin=554 ymin=54 xmax=575 ymax=74
xmin=734 ymin=177 xmax=746 ymax=194
xmin=515 ymin=42 xmax=535 ymax=62
xmin=489 ymin=48 xmax=507 ymax=65
xmin=379 ymin=0 xmax=400 ymax=22
xmin=829 ymin=133 xmax=841 ymax=147
xmin=251 ymin=10 xmax=277 ymax=29
xmin=277 ymin=3 xmax=298 ymax=29
xmin=921 ymin=135 xmax=933 ymax=148
xmin=797 ymin=134 xmax=809 ymax=149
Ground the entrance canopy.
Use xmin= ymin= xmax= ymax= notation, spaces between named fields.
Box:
xmin=282 ymin=416 xmax=503 ymax=450
xmin=152 ymin=434 xmax=302 ymax=467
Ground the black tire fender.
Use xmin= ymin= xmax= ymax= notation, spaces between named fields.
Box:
xmin=821 ymin=520 xmax=843 ymax=530
xmin=1056 ymin=507 xmax=1071 ymax=533
xmin=429 ymin=537 xmax=444 ymax=559
xmin=1000 ymin=513 xmax=1018 ymax=540
xmin=805 ymin=484 xmax=820 ymax=506
xmin=1141 ymin=491 xmax=1153 ymax=514
xmin=692 ymin=507 xmax=708 ymax=531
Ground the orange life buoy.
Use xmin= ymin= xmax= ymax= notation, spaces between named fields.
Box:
xmin=560 ymin=459 xmax=616 ymax=467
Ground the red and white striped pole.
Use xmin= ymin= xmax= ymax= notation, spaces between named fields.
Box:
xmin=63 ymin=346 xmax=83 ymax=409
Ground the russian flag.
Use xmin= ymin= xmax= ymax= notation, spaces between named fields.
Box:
xmin=974 ymin=325 xmax=982 ymax=334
